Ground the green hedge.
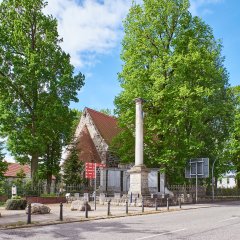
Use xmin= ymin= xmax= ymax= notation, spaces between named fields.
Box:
xmin=5 ymin=199 xmax=27 ymax=210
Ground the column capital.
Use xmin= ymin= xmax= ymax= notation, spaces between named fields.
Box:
xmin=134 ymin=98 xmax=145 ymax=104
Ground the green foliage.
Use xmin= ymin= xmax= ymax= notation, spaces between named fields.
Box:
xmin=0 ymin=180 xmax=5 ymax=195
xmin=12 ymin=195 xmax=22 ymax=200
xmin=0 ymin=141 xmax=7 ymax=180
xmin=5 ymin=198 xmax=27 ymax=210
xmin=63 ymin=146 xmax=85 ymax=185
xmin=40 ymin=193 xmax=56 ymax=197
xmin=11 ymin=167 xmax=27 ymax=196
xmin=114 ymin=0 xmax=234 ymax=184
xmin=16 ymin=168 xmax=26 ymax=180
xmin=224 ymin=86 xmax=240 ymax=187
xmin=23 ymin=180 xmax=39 ymax=196
xmin=0 ymin=0 xmax=85 ymax=181
xmin=37 ymin=109 xmax=82 ymax=188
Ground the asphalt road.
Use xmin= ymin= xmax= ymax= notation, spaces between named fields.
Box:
xmin=1 ymin=202 xmax=240 ymax=240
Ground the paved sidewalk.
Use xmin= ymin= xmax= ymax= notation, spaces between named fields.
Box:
xmin=0 ymin=202 xmax=219 ymax=229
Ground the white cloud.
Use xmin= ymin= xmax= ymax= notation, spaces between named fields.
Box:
xmin=44 ymin=0 xmax=132 ymax=68
xmin=190 ymin=0 xmax=224 ymax=16
xmin=43 ymin=0 xmax=223 ymax=67
xmin=1 ymin=0 xmax=223 ymax=68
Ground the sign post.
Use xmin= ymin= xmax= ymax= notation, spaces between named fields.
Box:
xmin=195 ymin=162 xmax=198 ymax=203
xmin=212 ymin=158 xmax=218 ymax=202
xmin=185 ymin=158 xmax=209 ymax=203
xmin=94 ymin=163 xmax=97 ymax=210
xmin=85 ymin=162 xmax=106 ymax=210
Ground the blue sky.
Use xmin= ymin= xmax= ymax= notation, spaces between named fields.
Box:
xmin=45 ymin=0 xmax=240 ymax=112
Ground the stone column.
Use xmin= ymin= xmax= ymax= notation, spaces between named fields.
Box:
xmin=135 ymin=98 xmax=144 ymax=166
xmin=128 ymin=98 xmax=149 ymax=196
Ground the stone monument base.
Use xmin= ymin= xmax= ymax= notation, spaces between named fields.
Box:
xmin=128 ymin=164 xmax=150 ymax=196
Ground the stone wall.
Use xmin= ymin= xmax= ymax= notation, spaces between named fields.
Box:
xmin=26 ymin=196 xmax=66 ymax=204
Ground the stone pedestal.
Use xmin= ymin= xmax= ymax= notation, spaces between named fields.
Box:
xmin=128 ymin=165 xmax=150 ymax=196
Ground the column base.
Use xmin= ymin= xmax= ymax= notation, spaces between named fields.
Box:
xmin=128 ymin=165 xmax=150 ymax=196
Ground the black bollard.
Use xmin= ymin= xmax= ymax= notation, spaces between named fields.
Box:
xmin=27 ymin=203 xmax=31 ymax=224
xmin=142 ymin=198 xmax=144 ymax=213
xmin=85 ymin=201 xmax=88 ymax=218
xmin=60 ymin=202 xmax=63 ymax=221
xmin=126 ymin=200 xmax=128 ymax=214
xmin=94 ymin=191 xmax=96 ymax=211
xmin=167 ymin=198 xmax=169 ymax=211
xmin=107 ymin=200 xmax=111 ymax=216
xmin=155 ymin=198 xmax=158 ymax=211
xmin=179 ymin=198 xmax=182 ymax=209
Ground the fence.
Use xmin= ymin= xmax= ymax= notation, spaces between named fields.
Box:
xmin=2 ymin=180 xmax=240 ymax=199
xmin=0 ymin=182 xmax=93 ymax=198
xmin=168 ymin=185 xmax=207 ymax=197
xmin=214 ymin=187 xmax=240 ymax=197
xmin=168 ymin=185 xmax=240 ymax=200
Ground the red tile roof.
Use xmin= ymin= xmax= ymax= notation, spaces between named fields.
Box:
xmin=4 ymin=163 xmax=30 ymax=177
xmin=86 ymin=108 xmax=121 ymax=145
xmin=77 ymin=125 xmax=101 ymax=163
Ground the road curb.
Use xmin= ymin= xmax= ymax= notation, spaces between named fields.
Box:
xmin=0 ymin=204 xmax=216 ymax=230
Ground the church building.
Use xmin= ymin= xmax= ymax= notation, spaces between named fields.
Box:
xmin=70 ymin=107 xmax=162 ymax=194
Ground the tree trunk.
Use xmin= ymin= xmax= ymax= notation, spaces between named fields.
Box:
xmin=31 ymin=153 xmax=39 ymax=185
xmin=46 ymin=173 xmax=52 ymax=194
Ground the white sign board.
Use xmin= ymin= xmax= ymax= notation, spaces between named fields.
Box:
xmin=12 ymin=185 xmax=17 ymax=195
xmin=185 ymin=158 xmax=209 ymax=179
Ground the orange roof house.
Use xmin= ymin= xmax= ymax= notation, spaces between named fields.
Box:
xmin=70 ymin=108 xmax=121 ymax=167
xmin=4 ymin=163 xmax=31 ymax=178
xmin=4 ymin=162 xmax=56 ymax=181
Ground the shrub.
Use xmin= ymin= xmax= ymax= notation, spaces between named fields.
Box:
xmin=12 ymin=195 xmax=22 ymax=200
xmin=40 ymin=193 xmax=56 ymax=197
xmin=5 ymin=198 xmax=27 ymax=210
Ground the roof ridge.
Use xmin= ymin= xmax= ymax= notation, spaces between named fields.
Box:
xmin=86 ymin=107 xmax=117 ymax=120
xmin=6 ymin=162 xmax=28 ymax=165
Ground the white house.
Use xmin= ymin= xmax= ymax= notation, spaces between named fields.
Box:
xmin=217 ymin=171 xmax=236 ymax=188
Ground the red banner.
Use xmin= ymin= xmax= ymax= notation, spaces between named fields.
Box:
xmin=85 ymin=163 xmax=106 ymax=179
xmin=85 ymin=163 xmax=95 ymax=179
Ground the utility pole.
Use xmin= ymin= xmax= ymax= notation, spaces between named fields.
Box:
xmin=212 ymin=159 xmax=217 ymax=201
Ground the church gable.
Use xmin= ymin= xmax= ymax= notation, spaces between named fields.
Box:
xmin=86 ymin=108 xmax=121 ymax=145
xmin=74 ymin=108 xmax=120 ymax=167
xmin=76 ymin=125 xmax=101 ymax=163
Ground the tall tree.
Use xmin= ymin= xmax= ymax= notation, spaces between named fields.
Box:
xmin=226 ymin=86 xmax=240 ymax=187
xmin=38 ymin=108 xmax=81 ymax=189
xmin=62 ymin=146 xmax=84 ymax=185
xmin=0 ymin=0 xmax=85 ymax=182
xmin=114 ymin=0 xmax=234 ymax=183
